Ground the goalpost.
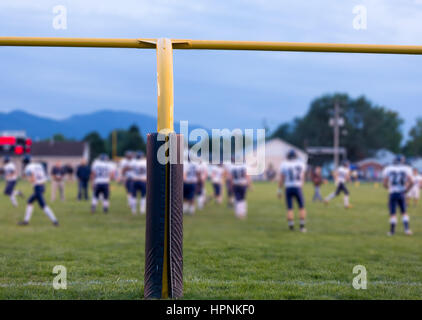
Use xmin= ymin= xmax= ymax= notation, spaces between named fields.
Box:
xmin=1 ymin=36 xmax=422 ymax=298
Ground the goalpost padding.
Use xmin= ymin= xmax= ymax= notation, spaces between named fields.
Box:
xmin=144 ymin=132 xmax=183 ymax=299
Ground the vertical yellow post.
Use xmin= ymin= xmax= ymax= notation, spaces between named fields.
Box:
xmin=156 ymin=38 xmax=174 ymax=299
xmin=112 ymin=130 xmax=117 ymax=160
xmin=156 ymin=38 xmax=174 ymax=133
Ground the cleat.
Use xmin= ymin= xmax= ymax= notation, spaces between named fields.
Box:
xmin=345 ymin=205 xmax=353 ymax=209
xmin=53 ymin=221 xmax=59 ymax=227
xmin=405 ymin=230 xmax=413 ymax=236
xmin=300 ymin=228 xmax=307 ymax=233
xmin=288 ymin=226 xmax=294 ymax=231
xmin=387 ymin=231 xmax=394 ymax=236
xmin=91 ymin=206 xmax=96 ymax=214
xmin=103 ymin=208 xmax=109 ymax=214
xmin=18 ymin=221 xmax=29 ymax=226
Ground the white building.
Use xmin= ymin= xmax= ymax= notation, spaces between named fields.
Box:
xmin=245 ymin=138 xmax=307 ymax=180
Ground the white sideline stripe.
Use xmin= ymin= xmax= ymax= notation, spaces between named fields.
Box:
xmin=1 ymin=278 xmax=422 ymax=288
xmin=0 ymin=279 xmax=138 ymax=288
xmin=186 ymin=278 xmax=422 ymax=287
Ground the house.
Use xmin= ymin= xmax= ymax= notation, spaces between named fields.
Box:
xmin=31 ymin=141 xmax=90 ymax=176
xmin=373 ymin=149 xmax=396 ymax=166
xmin=355 ymin=149 xmax=395 ymax=180
xmin=245 ymin=138 xmax=307 ymax=180
xmin=356 ymin=159 xmax=384 ymax=180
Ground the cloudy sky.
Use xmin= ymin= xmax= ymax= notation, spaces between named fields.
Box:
xmin=1 ymin=0 xmax=422 ymax=135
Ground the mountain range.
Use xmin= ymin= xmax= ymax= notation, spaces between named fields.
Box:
xmin=0 ymin=110 xmax=206 ymax=140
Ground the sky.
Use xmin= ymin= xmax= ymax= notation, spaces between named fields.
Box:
xmin=1 ymin=0 xmax=422 ymax=136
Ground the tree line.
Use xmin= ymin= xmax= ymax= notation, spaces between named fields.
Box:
xmin=47 ymin=125 xmax=146 ymax=162
xmin=84 ymin=125 xmax=146 ymax=161
xmin=46 ymin=94 xmax=422 ymax=163
xmin=271 ymin=93 xmax=421 ymax=161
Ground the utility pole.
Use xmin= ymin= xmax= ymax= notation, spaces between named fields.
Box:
xmin=329 ymin=100 xmax=343 ymax=169
xmin=333 ymin=101 xmax=340 ymax=168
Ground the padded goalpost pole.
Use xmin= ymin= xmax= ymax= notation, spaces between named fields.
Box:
xmin=144 ymin=38 xmax=184 ymax=299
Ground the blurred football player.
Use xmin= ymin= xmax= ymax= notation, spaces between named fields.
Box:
xmin=230 ymin=158 xmax=251 ymax=219
xmin=50 ymin=161 xmax=65 ymax=202
xmin=3 ymin=156 xmax=23 ymax=207
xmin=223 ymin=159 xmax=234 ymax=207
xmin=324 ymin=160 xmax=352 ymax=209
xmin=119 ymin=151 xmax=135 ymax=207
xmin=18 ymin=156 xmax=59 ymax=226
xmin=183 ymin=156 xmax=200 ymax=215
xmin=383 ymin=155 xmax=414 ymax=236
xmin=311 ymin=166 xmax=324 ymax=202
xmin=91 ymin=154 xmax=114 ymax=214
xmin=196 ymin=159 xmax=208 ymax=210
xmin=130 ymin=151 xmax=147 ymax=215
xmin=278 ymin=150 xmax=307 ymax=232
xmin=406 ymin=167 xmax=422 ymax=207
xmin=211 ymin=163 xmax=224 ymax=204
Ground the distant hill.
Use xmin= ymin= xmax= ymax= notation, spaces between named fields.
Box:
xmin=0 ymin=110 xmax=207 ymax=140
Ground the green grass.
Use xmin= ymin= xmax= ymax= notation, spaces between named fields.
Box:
xmin=0 ymin=180 xmax=421 ymax=299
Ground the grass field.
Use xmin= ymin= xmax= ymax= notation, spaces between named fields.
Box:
xmin=0 ymin=180 xmax=421 ymax=299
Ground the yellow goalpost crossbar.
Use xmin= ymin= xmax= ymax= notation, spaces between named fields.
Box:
xmin=2 ymin=37 xmax=422 ymax=54
xmin=2 ymin=36 xmax=421 ymax=299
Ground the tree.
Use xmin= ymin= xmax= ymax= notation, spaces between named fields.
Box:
xmin=270 ymin=123 xmax=295 ymax=143
xmin=106 ymin=124 xmax=146 ymax=157
xmin=42 ymin=133 xmax=72 ymax=142
xmin=403 ymin=118 xmax=422 ymax=157
xmin=126 ymin=125 xmax=146 ymax=152
xmin=271 ymin=93 xmax=403 ymax=161
xmin=52 ymin=133 xmax=67 ymax=141
xmin=83 ymin=131 xmax=106 ymax=162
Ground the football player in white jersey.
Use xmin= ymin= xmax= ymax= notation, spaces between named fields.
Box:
xmin=196 ymin=160 xmax=208 ymax=210
xmin=211 ymin=163 xmax=224 ymax=204
xmin=406 ymin=167 xmax=422 ymax=207
xmin=18 ymin=156 xmax=59 ymax=226
xmin=383 ymin=155 xmax=414 ymax=236
xmin=324 ymin=160 xmax=352 ymax=209
xmin=119 ymin=151 xmax=135 ymax=207
xmin=91 ymin=154 xmax=115 ymax=214
xmin=183 ymin=158 xmax=200 ymax=215
xmin=278 ymin=150 xmax=307 ymax=232
xmin=230 ymin=160 xmax=251 ymax=219
xmin=3 ymin=156 xmax=23 ymax=207
xmin=130 ymin=151 xmax=147 ymax=215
